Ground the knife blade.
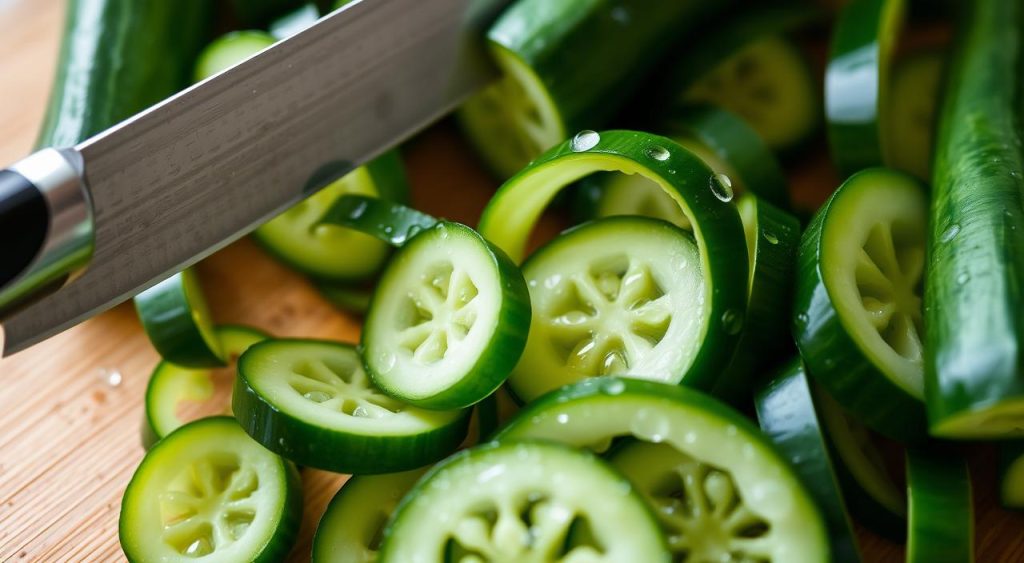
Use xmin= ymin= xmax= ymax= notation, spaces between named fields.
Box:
xmin=0 ymin=0 xmax=505 ymax=356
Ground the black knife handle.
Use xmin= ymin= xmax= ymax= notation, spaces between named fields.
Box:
xmin=0 ymin=149 xmax=93 ymax=317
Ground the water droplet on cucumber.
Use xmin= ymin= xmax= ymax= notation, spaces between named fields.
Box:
xmin=763 ymin=231 xmax=779 ymax=245
xmin=710 ymin=173 xmax=734 ymax=202
xmin=940 ymin=223 xmax=961 ymax=243
xmin=570 ymin=130 xmax=600 ymax=152
xmin=720 ymin=309 xmax=743 ymax=335
xmin=645 ymin=145 xmax=670 ymax=161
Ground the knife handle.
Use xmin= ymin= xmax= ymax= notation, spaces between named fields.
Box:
xmin=0 ymin=149 xmax=93 ymax=317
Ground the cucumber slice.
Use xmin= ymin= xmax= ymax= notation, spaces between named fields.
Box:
xmin=134 ymin=268 xmax=225 ymax=369
xmin=924 ymin=0 xmax=1024 ymax=439
xmin=120 ymin=416 xmax=302 ymax=562
xmin=815 ymin=384 xmax=907 ymax=540
xmin=194 ymin=31 xmax=276 ymax=82
xmin=826 ymin=0 xmax=907 ymax=175
xmin=496 ymin=377 xmax=830 ymax=561
xmin=254 ymin=153 xmax=410 ymax=282
xmin=884 ymin=49 xmax=945 ymax=180
xmin=456 ymin=0 xmax=718 ymax=178
xmin=233 ymin=339 xmax=470 ymax=474
xmin=713 ymin=194 xmax=800 ymax=401
xmin=906 ymin=448 xmax=974 ymax=563
xmin=363 ymin=222 xmax=531 ymax=410
xmin=379 ymin=441 xmax=670 ymax=562
xmin=511 ymin=217 xmax=705 ymax=402
xmin=794 ymin=168 xmax=928 ymax=442
xmin=999 ymin=441 xmax=1024 ymax=510
xmin=480 ymin=130 xmax=749 ymax=392
xmin=143 ymin=325 xmax=269 ymax=448
xmin=754 ymin=360 xmax=861 ymax=562
xmin=312 ymin=469 xmax=425 ymax=563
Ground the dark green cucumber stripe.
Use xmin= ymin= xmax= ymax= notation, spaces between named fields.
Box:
xmin=924 ymin=0 xmax=1024 ymax=439
xmin=134 ymin=269 xmax=224 ymax=369
xmin=713 ymin=196 xmax=800 ymax=401
xmin=364 ymin=149 xmax=411 ymax=203
xmin=318 ymin=194 xmax=438 ymax=247
xmin=999 ymin=441 xmax=1024 ymax=510
xmin=825 ymin=0 xmax=906 ymax=175
xmin=664 ymin=105 xmax=790 ymax=209
xmin=754 ymin=360 xmax=860 ymax=562
xmin=38 ymin=0 xmax=214 ymax=148
xmin=905 ymin=448 xmax=973 ymax=563
xmin=480 ymin=130 xmax=749 ymax=392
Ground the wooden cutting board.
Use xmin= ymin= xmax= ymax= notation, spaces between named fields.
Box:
xmin=1 ymin=1 xmax=1022 ymax=561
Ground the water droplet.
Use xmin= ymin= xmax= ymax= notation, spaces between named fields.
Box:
xmin=352 ymin=405 xmax=371 ymax=418
xmin=98 ymin=368 xmax=122 ymax=387
xmin=940 ymin=223 xmax=961 ymax=243
xmin=349 ymin=200 xmax=369 ymax=219
xmin=383 ymin=225 xmax=393 ymax=235
xmin=763 ymin=231 xmax=779 ymax=245
xmin=556 ymin=413 xmax=570 ymax=424
xmin=710 ymin=173 xmax=734 ymax=202
xmin=795 ymin=312 xmax=810 ymax=329
xmin=437 ymin=223 xmax=449 ymax=240
xmin=602 ymin=379 xmax=626 ymax=395
xmin=405 ymin=224 xmax=424 ymax=242
xmin=720 ymin=309 xmax=743 ymax=335
xmin=570 ymin=130 xmax=600 ymax=152
xmin=303 ymin=391 xmax=332 ymax=403
xmin=543 ymin=274 xmax=563 ymax=289
xmin=230 ymin=521 xmax=250 ymax=540
xmin=377 ymin=351 xmax=397 ymax=374
xmin=645 ymin=145 xmax=670 ymax=161
xmin=684 ymin=431 xmax=698 ymax=444
xmin=184 ymin=537 xmax=213 ymax=557
xmin=957 ymin=272 xmax=970 ymax=285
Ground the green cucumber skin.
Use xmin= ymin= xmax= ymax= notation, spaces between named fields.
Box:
xmin=480 ymin=131 xmax=749 ymax=393
xmin=713 ymin=197 xmax=800 ymax=401
xmin=318 ymin=193 xmax=436 ymax=248
xmin=232 ymin=343 xmax=472 ymax=474
xmin=793 ymin=170 xmax=927 ymax=443
xmin=754 ymin=361 xmax=861 ymax=563
xmin=665 ymin=105 xmax=791 ymax=209
xmin=905 ymin=448 xmax=974 ymax=563
xmin=825 ymin=0 xmax=905 ymax=176
xmin=490 ymin=0 xmax=722 ymax=133
xmin=924 ymin=0 xmax=1024 ymax=436
xmin=37 ymin=0 xmax=213 ymax=148
xmin=133 ymin=271 xmax=224 ymax=369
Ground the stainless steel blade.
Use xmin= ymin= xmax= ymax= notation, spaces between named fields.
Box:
xmin=1 ymin=0 xmax=504 ymax=356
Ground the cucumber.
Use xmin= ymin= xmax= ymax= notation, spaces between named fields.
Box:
xmin=480 ymin=130 xmax=749 ymax=393
xmin=457 ymin=0 xmax=721 ymax=178
xmin=825 ymin=0 xmax=907 ymax=175
xmin=815 ymin=385 xmax=907 ymax=540
xmin=884 ymin=49 xmax=946 ymax=180
xmin=233 ymin=339 xmax=470 ymax=474
xmin=37 ymin=0 xmax=214 ymax=148
xmin=120 ymin=417 xmax=302 ymax=562
xmin=194 ymin=31 xmax=276 ymax=82
xmin=317 ymin=194 xmax=438 ymax=248
xmin=794 ymin=168 xmax=928 ymax=442
xmin=999 ymin=441 xmax=1024 ymax=510
xmin=362 ymin=221 xmax=531 ymax=410
xmin=713 ymin=194 xmax=800 ymax=401
xmin=134 ymin=268 xmax=224 ymax=369
xmin=510 ymin=217 xmax=706 ymax=402
xmin=142 ymin=325 xmax=269 ymax=448
xmin=496 ymin=377 xmax=830 ymax=561
xmin=379 ymin=441 xmax=670 ymax=562
xmin=312 ymin=469 xmax=425 ymax=563
xmin=754 ymin=360 xmax=861 ymax=562
xmin=906 ymin=448 xmax=974 ymax=563
xmin=924 ymin=0 xmax=1024 ymax=439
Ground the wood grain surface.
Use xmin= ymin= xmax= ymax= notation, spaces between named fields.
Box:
xmin=0 ymin=1 xmax=1021 ymax=561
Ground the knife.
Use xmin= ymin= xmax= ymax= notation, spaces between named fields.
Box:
xmin=0 ymin=0 xmax=506 ymax=357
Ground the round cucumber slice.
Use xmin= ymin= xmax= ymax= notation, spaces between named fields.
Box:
xmin=312 ymin=469 xmax=426 ymax=563
xmin=254 ymin=152 xmax=410 ymax=282
xmin=379 ymin=441 xmax=670 ymax=562
xmin=826 ymin=0 xmax=907 ymax=175
xmin=143 ymin=325 xmax=270 ymax=448
xmin=233 ymin=339 xmax=470 ymax=474
xmin=511 ymin=217 xmax=705 ymax=402
xmin=814 ymin=384 xmax=907 ymax=540
xmin=496 ymin=377 xmax=830 ymax=561
xmin=685 ymin=35 xmax=818 ymax=152
xmin=884 ymin=50 xmax=945 ymax=180
xmin=794 ymin=167 xmax=928 ymax=442
xmin=999 ymin=441 xmax=1024 ymax=510
xmin=754 ymin=360 xmax=861 ymax=562
xmin=120 ymin=416 xmax=302 ymax=562
xmin=135 ymin=268 xmax=225 ymax=369
xmin=713 ymin=194 xmax=800 ymax=401
xmin=363 ymin=221 xmax=531 ymax=410
xmin=905 ymin=448 xmax=974 ymax=563
xmin=480 ymin=130 xmax=749 ymax=392
xmin=194 ymin=31 xmax=276 ymax=82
